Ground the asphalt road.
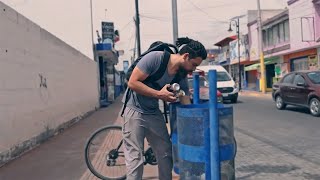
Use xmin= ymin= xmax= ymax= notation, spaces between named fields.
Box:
xmin=233 ymin=95 xmax=320 ymax=180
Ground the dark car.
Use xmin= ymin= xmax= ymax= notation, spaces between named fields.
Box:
xmin=272 ymin=71 xmax=320 ymax=116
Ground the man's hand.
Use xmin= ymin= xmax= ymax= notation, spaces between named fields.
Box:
xmin=157 ymin=84 xmax=177 ymax=102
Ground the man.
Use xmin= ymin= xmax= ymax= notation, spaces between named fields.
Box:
xmin=121 ymin=38 xmax=207 ymax=180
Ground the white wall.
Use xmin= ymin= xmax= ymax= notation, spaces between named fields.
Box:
xmin=0 ymin=2 xmax=99 ymax=165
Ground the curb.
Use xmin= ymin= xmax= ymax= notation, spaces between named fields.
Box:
xmin=239 ymin=91 xmax=273 ymax=99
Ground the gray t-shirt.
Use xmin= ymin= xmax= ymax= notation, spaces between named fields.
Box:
xmin=122 ymin=51 xmax=189 ymax=114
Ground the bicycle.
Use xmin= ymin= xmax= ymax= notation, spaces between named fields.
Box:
xmin=84 ymin=125 xmax=157 ymax=180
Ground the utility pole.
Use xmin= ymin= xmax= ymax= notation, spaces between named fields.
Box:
xmin=135 ymin=0 xmax=141 ymax=56
xmin=172 ymin=0 xmax=179 ymax=44
xmin=237 ymin=18 xmax=241 ymax=91
xmin=257 ymin=0 xmax=266 ymax=93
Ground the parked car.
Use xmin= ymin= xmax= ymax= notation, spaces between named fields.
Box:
xmin=196 ymin=65 xmax=239 ymax=103
xmin=187 ymin=75 xmax=223 ymax=103
xmin=272 ymin=70 xmax=320 ymax=116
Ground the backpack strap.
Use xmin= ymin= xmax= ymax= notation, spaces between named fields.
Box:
xmin=120 ymin=51 xmax=171 ymax=117
xmin=144 ymin=51 xmax=171 ymax=85
xmin=170 ymin=69 xmax=188 ymax=84
xmin=120 ymin=88 xmax=131 ymax=117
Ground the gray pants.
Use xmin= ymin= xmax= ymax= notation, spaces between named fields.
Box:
xmin=122 ymin=108 xmax=173 ymax=180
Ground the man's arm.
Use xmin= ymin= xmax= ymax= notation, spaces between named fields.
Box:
xmin=128 ymin=67 xmax=177 ymax=102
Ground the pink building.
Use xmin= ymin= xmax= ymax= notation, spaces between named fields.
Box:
xmin=245 ymin=0 xmax=320 ymax=91
xmin=246 ymin=10 xmax=290 ymax=90
xmin=284 ymin=0 xmax=320 ymax=71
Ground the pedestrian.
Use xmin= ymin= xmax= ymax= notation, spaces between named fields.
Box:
xmin=120 ymin=37 xmax=207 ymax=180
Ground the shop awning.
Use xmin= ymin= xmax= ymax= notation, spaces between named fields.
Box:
xmin=244 ymin=60 xmax=276 ymax=71
xmin=95 ymin=43 xmax=119 ymax=64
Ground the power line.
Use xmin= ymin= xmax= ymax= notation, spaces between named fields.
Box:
xmin=120 ymin=20 xmax=134 ymax=32
xmin=141 ymin=14 xmax=228 ymax=25
xmin=181 ymin=0 xmax=242 ymax=12
xmin=184 ymin=0 xmax=229 ymax=24
xmin=127 ymin=26 xmax=135 ymax=50
xmin=140 ymin=14 xmax=170 ymax=22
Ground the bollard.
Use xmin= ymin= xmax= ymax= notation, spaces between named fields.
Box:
xmin=209 ymin=70 xmax=220 ymax=180
xmin=169 ymin=102 xmax=180 ymax=174
xmin=193 ymin=72 xmax=200 ymax=104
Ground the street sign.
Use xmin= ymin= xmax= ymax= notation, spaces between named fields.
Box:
xmin=101 ymin=21 xmax=114 ymax=42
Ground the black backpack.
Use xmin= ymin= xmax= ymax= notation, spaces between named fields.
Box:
xmin=125 ymin=42 xmax=177 ymax=82
xmin=121 ymin=41 xmax=188 ymax=121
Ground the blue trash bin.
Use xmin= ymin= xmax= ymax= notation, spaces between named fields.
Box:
xmin=176 ymin=103 xmax=236 ymax=180
xmin=169 ymin=102 xmax=181 ymax=174
xmin=177 ymin=104 xmax=210 ymax=179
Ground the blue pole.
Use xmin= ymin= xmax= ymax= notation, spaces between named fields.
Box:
xmin=193 ymin=72 xmax=200 ymax=104
xmin=208 ymin=70 xmax=220 ymax=180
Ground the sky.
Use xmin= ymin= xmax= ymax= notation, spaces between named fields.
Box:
xmin=3 ymin=0 xmax=288 ymax=70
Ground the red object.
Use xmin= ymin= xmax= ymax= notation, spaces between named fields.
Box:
xmin=114 ymin=35 xmax=120 ymax=43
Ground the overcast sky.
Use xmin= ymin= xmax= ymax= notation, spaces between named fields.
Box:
xmin=3 ymin=0 xmax=287 ymax=70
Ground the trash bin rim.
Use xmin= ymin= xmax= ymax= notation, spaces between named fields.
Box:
xmin=177 ymin=104 xmax=209 ymax=109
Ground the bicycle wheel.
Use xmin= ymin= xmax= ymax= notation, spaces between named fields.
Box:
xmin=85 ymin=125 xmax=126 ymax=180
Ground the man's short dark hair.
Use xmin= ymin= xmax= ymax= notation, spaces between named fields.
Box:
xmin=176 ymin=37 xmax=207 ymax=60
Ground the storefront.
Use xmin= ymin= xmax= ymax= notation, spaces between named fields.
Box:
xmin=230 ymin=64 xmax=244 ymax=88
xmin=96 ymin=43 xmax=119 ymax=106
xmin=244 ymin=57 xmax=281 ymax=91
xmin=244 ymin=63 xmax=260 ymax=91
xmin=284 ymin=49 xmax=318 ymax=71
xmin=219 ymin=58 xmax=231 ymax=73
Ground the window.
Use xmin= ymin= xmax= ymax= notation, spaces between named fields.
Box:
xmin=284 ymin=20 xmax=290 ymax=42
xmin=205 ymin=72 xmax=231 ymax=82
xmin=307 ymin=72 xmax=320 ymax=84
xmin=217 ymin=72 xmax=232 ymax=81
xmin=268 ymin=28 xmax=273 ymax=46
xmin=282 ymin=73 xmax=294 ymax=83
xmin=293 ymin=58 xmax=309 ymax=71
xmin=279 ymin=23 xmax=285 ymax=43
xmin=273 ymin=25 xmax=279 ymax=44
xmin=188 ymin=77 xmax=206 ymax=88
xmin=263 ymin=19 xmax=289 ymax=48
xmin=293 ymin=75 xmax=305 ymax=85
xmin=263 ymin=30 xmax=267 ymax=47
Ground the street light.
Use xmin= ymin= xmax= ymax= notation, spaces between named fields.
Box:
xmin=228 ymin=18 xmax=241 ymax=91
